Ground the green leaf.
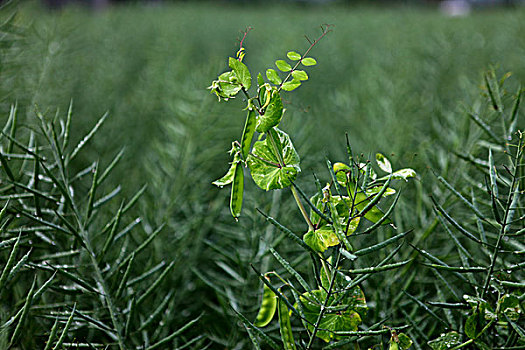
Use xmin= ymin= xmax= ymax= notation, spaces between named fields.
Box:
xmin=391 ymin=332 xmax=413 ymax=350
xmin=247 ymin=128 xmax=300 ymax=191
xmin=266 ymin=69 xmax=282 ymax=85
xmin=275 ymin=60 xmax=292 ymax=72
xmin=338 ymin=189 xmax=390 ymax=225
xmin=376 ymin=153 xmax=392 ymax=173
xmin=298 ymin=288 xmax=364 ymax=342
xmin=256 ymin=89 xmax=284 ymax=133
xmin=428 ymin=331 xmax=462 ymax=350
xmin=281 ymin=79 xmax=302 ymax=92
xmin=254 ymin=281 xmax=277 ymax=327
xmin=397 ymin=333 xmax=413 ymax=350
xmin=303 ymin=226 xmax=339 ymax=253
xmin=390 ymin=342 xmax=399 ymax=350
xmin=291 ymin=70 xmax=308 ymax=81
xmin=465 ymin=309 xmax=483 ymax=339
xmin=287 ymin=51 xmax=301 ymax=61
xmin=390 ymin=168 xmax=416 ymax=181
xmin=229 ymin=57 xmax=251 ymax=90
xmin=309 ymin=182 xmax=389 ymax=228
xmin=257 ymin=72 xmax=265 ymax=87
xmin=301 ymin=57 xmax=317 ymax=66
xmin=333 ymin=162 xmax=357 ymax=187
xmin=498 ymin=294 xmax=521 ymax=321
xmin=463 ymin=295 xmax=496 ymax=320
xmin=212 ymin=71 xmax=242 ymax=100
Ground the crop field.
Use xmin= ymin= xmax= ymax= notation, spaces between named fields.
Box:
xmin=0 ymin=1 xmax=524 ymax=349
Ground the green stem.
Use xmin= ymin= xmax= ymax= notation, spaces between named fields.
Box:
xmin=449 ymin=339 xmax=474 ymax=350
xmin=291 ymin=185 xmax=315 ymax=232
xmin=278 ymin=25 xmax=332 ymax=93
xmin=319 ymin=256 xmax=331 ymax=286
xmin=306 ymin=251 xmax=341 ymax=350
xmin=481 ymin=135 xmax=523 ymax=298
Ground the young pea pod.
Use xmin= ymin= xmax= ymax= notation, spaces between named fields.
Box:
xmin=230 ymin=162 xmax=244 ymax=219
xmin=212 ymin=148 xmax=241 ymax=188
xmin=278 ymin=296 xmax=296 ymax=350
xmin=241 ymin=108 xmax=256 ymax=160
xmin=254 ymin=279 xmax=277 ymax=327
xmin=212 ymin=142 xmax=245 ymax=219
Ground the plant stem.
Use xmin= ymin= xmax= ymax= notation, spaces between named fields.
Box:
xmin=278 ymin=25 xmax=332 ymax=93
xmin=449 ymin=339 xmax=474 ymax=350
xmin=306 ymin=251 xmax=341 ymax=350
xmin=481 ymin=135 xmax=523 ymax=298
xmin=291 ymin=185 xmax=315 ymax=232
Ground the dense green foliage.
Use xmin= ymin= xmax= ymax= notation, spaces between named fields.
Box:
xmin=0 ymin=1 xmax=524 ymax=348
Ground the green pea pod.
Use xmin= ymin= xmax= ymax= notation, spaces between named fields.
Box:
xmin=212 ymin=161 xmax=236 ymax=187
xmin=230 ymin=162 xmax=244 ymax=219
xmin=241 ymin=109 xmax=256 ymax=160
xmin=278 ymin=296 xmax=296 ymax=350
xmin=213 ymin=150 xmax=241 ymax=188
xmin=254 ymin=281 xmax=277 ymax=327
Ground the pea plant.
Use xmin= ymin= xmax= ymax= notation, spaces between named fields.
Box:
xmin=209 ymin=27 xmax=417 ymax=349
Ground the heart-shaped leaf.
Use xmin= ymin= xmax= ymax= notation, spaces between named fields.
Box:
xmin=256 ymin=89 xmax=284 ymax=133
xmin=247 ymin=129 xmax=300 ymax=191
xmin=303 ymin=226 xmax=339 ymax=253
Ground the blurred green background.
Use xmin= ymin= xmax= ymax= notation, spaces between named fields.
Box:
xmin=1 ymin=0 xmax=524 ymax=347
xmin=3 ymin=1 xmax=525 ymax=183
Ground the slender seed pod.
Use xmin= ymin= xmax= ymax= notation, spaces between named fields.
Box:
xmin=278 ymin=297 xmax=296 ymax=350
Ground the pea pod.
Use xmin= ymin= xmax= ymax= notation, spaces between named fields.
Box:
xmin=241 ymin=108 xmax=256 ymax=160
xmin=230 ymin=162 xmax=244 ymax=219
xmin=278 ymin=296 xmax=296 ymax=350
xmin=212 ymin=149 xmax=241 ymax=188
xmin=254 ymin=280 xmax=277 ymax=327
